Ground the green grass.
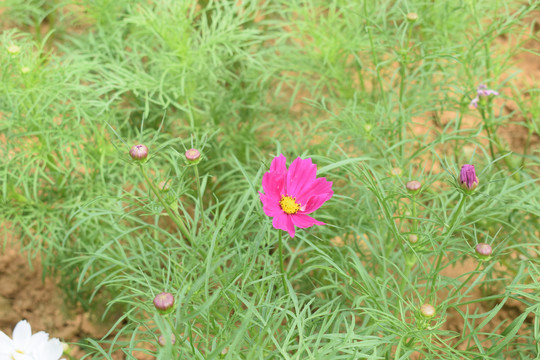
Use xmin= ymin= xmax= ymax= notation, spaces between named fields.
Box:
xmin=1 ymin=0 xmax=539 ymax=359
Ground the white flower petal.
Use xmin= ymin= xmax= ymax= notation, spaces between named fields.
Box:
xmin=34 ymin=338 xmax=63 ymax=360
xmin=30 ymin=331 xmax=49 ymax=350
xmin=12 ymin=353 xmax=33 ymax=360
xmin=0 ymin=331 xmax=14 ymax=354
xmin=12 ymin=320 xmax=32 ymax=350
xmin=45 ymin=338 xmax=64 ymax=360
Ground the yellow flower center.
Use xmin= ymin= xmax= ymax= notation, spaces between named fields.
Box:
xmin=279 ymin=195 xmax=301 ymax=214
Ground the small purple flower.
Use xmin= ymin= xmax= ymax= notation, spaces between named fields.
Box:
xmin=469 ymin=96 xmax=479 ymax=109
xmin=459 ymin=164 xmax=479 ymax=191
xmin=469 ymin=84 xmax=499 ymax=109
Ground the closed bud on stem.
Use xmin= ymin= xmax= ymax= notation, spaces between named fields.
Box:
xmin=475 ymin=243 xmax=492 ymax=259
xmin=408 ymin=234 xmax=418 ymax=244
xmin=420 ymin=303 xmax=436 ymax=318
xmin=185 ymin=148 xmax=201 ymax=163
xmin=158 ymin=333 xmax=176 ymax=346
xmin=406 ymin=181 xmax=421 ymax=194
xmin=407 ymin=12 xmax=418 ymax=22
xmin=459 ymin=164 xmax=479 ymax=192
xmin=129 ymin=144 xmax=148 ymax=162
xmin=153 ymin=292 xmax=175 ymax=314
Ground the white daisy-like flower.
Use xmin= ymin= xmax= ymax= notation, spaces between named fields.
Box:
xmin=0 ymin=320 xmax=65 ymax=360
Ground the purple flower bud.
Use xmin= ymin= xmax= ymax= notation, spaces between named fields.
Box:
xmin=158 ymin=333 xmax=176 ymax=346
xmin=129 ymin=144 xmax=148 ymax=161
xmin=406 ymin=181 xmax=422 ymax=194
xmin=459 ymin=164 xmax=479 ymax=191
xmin=185 ymin=148 xmax=201 ymax=163
xmin=475 ymin=243 xmax=492 ymax=258
xmin=153 ymin=292 xmax=175 ymax=313
xmin=420 ymin=303 xmax=436 ymax=318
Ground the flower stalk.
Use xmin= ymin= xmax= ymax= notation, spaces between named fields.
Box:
xmin=140 ymin=164 xmax=193 ymax=247
xmin=278 ymin=229 xmax=289 ymax=296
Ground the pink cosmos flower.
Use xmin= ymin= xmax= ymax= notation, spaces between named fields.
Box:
xmin=259 ymin=154 xmax=333 ymax=237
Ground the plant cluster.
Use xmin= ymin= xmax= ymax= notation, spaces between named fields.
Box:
xmin=1 ymin=0 xmax=539 ymax=359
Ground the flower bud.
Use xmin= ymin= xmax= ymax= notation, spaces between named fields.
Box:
xmin=390 ymin=167 xmax=402 ymax=177
xmin=129 ymin=144 xmax=148 ymax=161
xmin=153 ymin=292 xmax=175 ymax=314
xmin=475 ymin=243 xmax=492 ymax=259
xmin=407 ymin=12 xmax=418 ymax=23
xmin=7 ymin=44 xmax=21 ymax=55
xmin=459 ymin=164 xmax=479 ymax=192
xmin=158 ymin=180 xmax=171 ymax=192
xmin=158 ymin=333 xmax=176 ymax=346
xmin=406 ymin=181 xmax=421 ymax=194
xmin=420 ymin=303 xmax=436 ymax=318
xmin=185 ymin=148 xmax=201 ymax=163
xmin=408 ymin=234 xmax=418 ymax=244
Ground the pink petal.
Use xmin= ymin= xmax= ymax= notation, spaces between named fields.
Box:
xmin=270 ymin=154 xmax=287 ymax=172
xmin=300 ymin=192 xmax=333 ymax=214
xmin=296 ymin=177 xmax=333 ymax=205
xmin=291 ymin=214 xmax=325 ymax=229
xmin=259 ymin=192 xmax=283 ymax=217
xmin=286 ymin=157 xmax=317 ymax=199
xmin=262 ymin=171 xmax=286 ymax=200
xmin=272 ymin=212 xmax=296 ymax=238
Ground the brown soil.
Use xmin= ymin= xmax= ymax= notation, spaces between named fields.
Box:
xmin=0 ymin=223 xmax=111 ymax=359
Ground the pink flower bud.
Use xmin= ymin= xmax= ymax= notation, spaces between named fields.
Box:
xmin=420 ymin=303 xmax=436 ymax=318
xmin=406 ymin=181 xmax=422 ymax=194
xmin=185 ymin=148 xmax=201 ymax=162
xmin=475 ymin=243 xmax=492 ymax=258
xmin=459 ymin=164 xmax=479 ymax=191
xmin=153 ymin=292 xmax=175 ymax=313
xmin=408 ymin=234 xmax=418 ymax=244
xmin=129 ymin=144 xmax=148 ymax=161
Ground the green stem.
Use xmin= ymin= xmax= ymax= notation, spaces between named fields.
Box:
xmin=430 ymin=195 xmax=467 ymax=291
xmin=445 ymin=262 xmax=482 ymax=306
xmin=193 ymin=165 xmax=206 ymax=228
xmin=479 ymin=107 xmax=497 ymax=161
xmin=140 ymin=164 xmax=193 ymax=247
xmin=445 ymin=194 xmax=466 ymax=237
xmin=278 ymin=230 xmax=289 ymax=295
xmin=412 ymin=194 xmax=418 ymax=233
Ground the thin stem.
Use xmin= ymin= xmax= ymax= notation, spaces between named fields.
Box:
xmin=445 ymin=262 xmax=482 ymax=306
xmin=140 ymin=164 xmax=193 ymax=247
xmin=193 ymin=165 xmax=206 ymax=228
xmin=445 ymin=194 xmax=466 ymax=237
xmin=278 ymin=230 xmax=289 ymax=296
xmin=412 ymin=194 xmax=418 ymax=233
xmin=429 ymin=195 xmax=467 ymax=292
